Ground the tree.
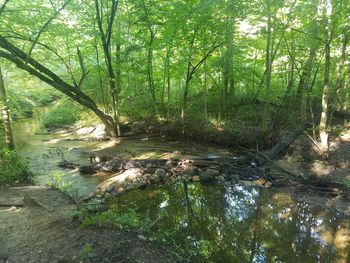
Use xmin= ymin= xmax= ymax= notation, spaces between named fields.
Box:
xmin=319 ymin=0 xmax=332 ymax=153
xmin=0 ymin=66 xmax=14 ymax=149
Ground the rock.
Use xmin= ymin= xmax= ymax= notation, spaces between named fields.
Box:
xmin=217 ymin=176 xmax=225 ymax=183
xmin=23 ymin=194 xmax=46 ymax=209
xmin=166 ymin=159 xmax=178 ymax=167
xmin=104 ymin=192 xmax=112 ymax=199
xmin=192 ymin=175 xmax=201 ymax=182
xmin=137 ymin=234 xmax=147 ymax=241
xmin=150 ymin=175 xmax=161 ymax=184
xmin=200 ymin=169 xmax=220 ymax=182
xmin=136 ymin=181 xmax=147 ymax=189
xmin=76 ymin=126 xmax=95 ymax=135
xmin=253 ymin=178 xmax=266 ymax=186
xmin=115 ymin=187 xmax=125 ymax=194
xmin=229 ymin=174 xmax=240 ymax=184
xmin=91 ymin=124 xmax=107 ymax=139
xmin=79 ymin=164 xmax=96 ymax=174
xmin=154 ymin=168 xmax=166 ymax=177
xmin=264 ymin=181 xmax=273 ymax=188
xmin=144 ymin=173 xmax=152 ymax=178
xmin=124 ymin=168 xmax=143 ymax=180
xmin=8 ymin=206 xmax=17 ymax=212
xmin=110 ymin=190 xmax=118 ymax=197
xmin=146 ymin=163 xmax=153 ymax=169
xmin=182 ymin=167 xmax=197 ymax=177
xmin=240 ymin=180 xmax=252 ymax=186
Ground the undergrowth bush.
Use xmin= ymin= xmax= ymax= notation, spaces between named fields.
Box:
xmin=75 ymin=110 xmax=102 ymax=128
xmin=0 ymin=149 xmax=31 ymax=185
xmin=43 ymin=100 xmax=82 ymax=127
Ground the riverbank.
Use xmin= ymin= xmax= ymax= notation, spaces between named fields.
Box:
xmin=1 ymin=119 xmax=350 ymax=262
xmin=0 ymin=185 xmax=174 ymax=263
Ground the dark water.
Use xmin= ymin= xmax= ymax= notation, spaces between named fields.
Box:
xmin=110 ymin=183 xmax=350 ymax=263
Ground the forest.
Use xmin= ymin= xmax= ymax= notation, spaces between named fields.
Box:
xmin=0 ymin=0 xmax=349 ymax=262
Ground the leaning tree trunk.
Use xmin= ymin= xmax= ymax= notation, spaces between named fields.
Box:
xmin=0 ymin=67 xmax=14 ymax=150
xmin=252 ymin=122 xmax=311 ymax=166
xmin=0 ymin=36 xmax=118 ymax=137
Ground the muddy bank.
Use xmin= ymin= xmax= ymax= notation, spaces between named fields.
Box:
xmin=0 ymin=185 xmax=175 ymax=263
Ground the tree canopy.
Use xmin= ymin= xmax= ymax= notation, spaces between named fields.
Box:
xmin=0 ymin=0 xmax=349 ymax=148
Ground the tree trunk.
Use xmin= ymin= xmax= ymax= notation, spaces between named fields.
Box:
xmin=262 ymin=0 xmax=272 ymax=132
xmin=297 ymin=48 xmax=317 ymax=120
xmin=204 ymin=60 xmax=208 ymax=119
xmin=0 ymin=36 xmax=118 ymax=137
xmin=319 ymin=0 xmax=332 ymax=153
xmin=332 ymin=30 xmax=348 ymax=109
xmin=0 ymin=67 xmax=15 ymax=150
xmin=252 ymin=122 xmax=311 ymax=166
xmin=95 ymin=0 xmax=121 ymax=136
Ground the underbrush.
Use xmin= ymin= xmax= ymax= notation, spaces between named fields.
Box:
xmin=7 ymin=87 xmax=61 ymax=120
xmin=0 ymin=149 xmax=31 ymax=185
xmin=127 ymin=104 xmax=301 ymax=149
xmin=75 ymin=110 xmax=103 ymax=128
xmin=43 ymin=100 xmax=82 ymax=128
xmin=74 ymin=204 xmax=189 ymax=262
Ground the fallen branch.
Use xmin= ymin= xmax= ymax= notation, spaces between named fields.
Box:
xmin=252 ymin=122 xmax=312 ymax=166
xmin=255 ymin=150 xmax=307 ymax=180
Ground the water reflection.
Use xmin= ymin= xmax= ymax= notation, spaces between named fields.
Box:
xmin=110 ymin=183 xmax=350 ymax=263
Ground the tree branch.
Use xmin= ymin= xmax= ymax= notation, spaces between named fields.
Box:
xmin=0 ymin=0 xmax=10 ymax=16
xmin=27 ymin=0 xmax=72 ymax=59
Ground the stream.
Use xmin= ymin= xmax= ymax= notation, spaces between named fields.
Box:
xmin=1 ymin=115 xmax=349 ymax=262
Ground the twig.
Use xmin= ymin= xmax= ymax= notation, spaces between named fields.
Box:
xmin=303 ymin=131 xmax=322 ymax=154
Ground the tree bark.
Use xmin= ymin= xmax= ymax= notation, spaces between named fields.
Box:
xmin=0 ymin=67 xmax=15 ymax=150
xmin=95 ymin=0 xmax=121 ymax=136
xmin=319 ymin=0 xmax=332 ymax=153
xmin=262 ymin=0 xmax=272 ymax=132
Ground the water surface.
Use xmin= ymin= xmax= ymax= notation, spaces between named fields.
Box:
xmin=110 ymin=183 xmax=350 ymax=263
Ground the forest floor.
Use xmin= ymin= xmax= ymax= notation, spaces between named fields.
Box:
xmin=0 ymin=186 xmax=174 ymax=263
xmin=273 ymin=123 xmax=350 ymax=215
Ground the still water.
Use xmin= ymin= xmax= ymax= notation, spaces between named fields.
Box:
xmin=110 ymin=183 xmax=350 ymax=263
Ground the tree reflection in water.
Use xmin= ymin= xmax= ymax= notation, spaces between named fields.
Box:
xmin=111 ymin=182 xmax=350 ymax=263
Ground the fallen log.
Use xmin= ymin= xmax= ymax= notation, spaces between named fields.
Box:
xmin=251 ymin=122 xmax=312 ymax=166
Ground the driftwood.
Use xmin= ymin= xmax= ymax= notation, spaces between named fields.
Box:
xmin=252 ymin=122 xmax=312 ymax=166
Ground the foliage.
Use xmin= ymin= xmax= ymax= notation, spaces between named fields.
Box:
xmin=47 ymin=170 xmax=73 ymax=192
xmin=81 ymin=204 xmax=151 ymax=231
xmin=0 ymin=149 xmax=31 ymax=185
xmin=0 ymin=0 xmax=349 ymax=144
xmin=75 ymin=110 xmax=102 ymax=128
xmin=79 ymin=244 xmax=96 ymax=262
xmin=78 ymin=202 xmax=189 ymax=262
xmin=43 ymin=100 xmax=81 ymax=128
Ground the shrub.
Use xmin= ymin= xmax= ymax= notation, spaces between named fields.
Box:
xmin=0 ymin=149 xmax=31 ymax=185
xmin=75 ymin=110 xmax=102 ymax=128
xmin=43 ymin=101 xmax=82 ymax=128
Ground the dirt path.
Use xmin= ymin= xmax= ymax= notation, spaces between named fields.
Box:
xmin=0 ymin=186 xmax=174 ymax=263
